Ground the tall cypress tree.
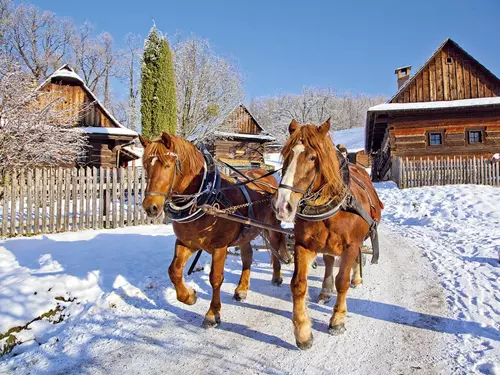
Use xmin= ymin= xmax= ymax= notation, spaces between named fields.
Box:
xmin=141 ymin=27 xmax=177 ymax=139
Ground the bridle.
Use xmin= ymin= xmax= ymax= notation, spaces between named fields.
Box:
xmin=144 ymin=151 xmax=183 ymax=202
xmin=278 ymin=162 xmax=321 ymax=203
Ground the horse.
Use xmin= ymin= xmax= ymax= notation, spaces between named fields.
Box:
xmin=273 ymin=118 xmax=384 ymax=350
xmin=139 ymin=132 xmax=288 ymax=328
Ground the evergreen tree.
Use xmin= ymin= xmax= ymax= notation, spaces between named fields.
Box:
xmin=140 ymin=27 xmax=177 ymax=138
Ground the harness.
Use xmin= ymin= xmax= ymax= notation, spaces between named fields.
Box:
xmin=278 ymin=151 xmax=380 ymax=264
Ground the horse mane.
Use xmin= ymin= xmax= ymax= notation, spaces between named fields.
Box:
xmin=281 ymin=124 xmax=347 ymax=202
xmin=143 ymin=134 xmax=204 ymax=172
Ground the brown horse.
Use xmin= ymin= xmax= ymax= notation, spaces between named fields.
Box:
xmin=140 ymin=132 xmax=288 ymax=327
xmin=273 ymin=118 xmax=383 ymax=349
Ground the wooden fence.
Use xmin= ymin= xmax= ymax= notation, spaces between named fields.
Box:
xmin=397 ymin=156 xmax=500 ymax=188
xmin=0 ymin=167 xmax=164 ymax=237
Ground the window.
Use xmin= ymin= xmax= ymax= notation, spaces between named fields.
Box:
xmin=429 ymin=132 xmax=443 ymax=146
xmin=468 ymin=130 xmax=482 ymax=144
xmin=446 ymin=57 xmax=453 ymax=64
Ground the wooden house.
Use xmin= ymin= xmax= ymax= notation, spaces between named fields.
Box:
xmin=39 ymin=65 xmax=140 ymax=168
xmin=207 ymin=104 xmax=276 ymax=170
xmin=366 ymin=38 xmax=500 ymax=184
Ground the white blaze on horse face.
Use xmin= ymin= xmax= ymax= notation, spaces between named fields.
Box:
xmin=150 ymin=157 xmax=158 ymax=167
xmin=276 ymin=143 xmax=305 ymax=221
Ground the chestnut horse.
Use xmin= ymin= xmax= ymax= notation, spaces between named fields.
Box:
xmin=273 ymin=119 xmax=383 ymax=349
xmin=140 ymin=132 xmax=287 ymax=328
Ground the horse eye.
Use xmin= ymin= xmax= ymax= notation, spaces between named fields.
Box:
xmin=309 ymin=156 xmax=316 ymax=161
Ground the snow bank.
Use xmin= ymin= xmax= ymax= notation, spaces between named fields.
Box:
xmin=332 ymin=127 xmax=365 ymax=152
xmin=377 ymin=182 xmax=500 ymax=373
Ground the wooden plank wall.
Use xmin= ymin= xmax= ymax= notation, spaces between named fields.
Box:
xmin=0 ymin=167 xmax=162 ymax=238
xmin=220 ymin=105 xmax=261 ymax=135
xmin=45 ymin=82 xmax=114 ymax=127
xmin=392 ymin=43 xmax=500 ymax=103
xmin=397 ymin=156 xmax=500 ymax=188
xmin=214 ymin=140 xmax=265 ymax=163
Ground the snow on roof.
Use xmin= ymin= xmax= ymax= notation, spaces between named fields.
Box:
xmin=369 ymin=97 xmax=500 ymax=112
xmin=123 ymin=146 xmax=143 ymax=159
xmin=214 ymin=131 xmax=276 ymax=141
xmin=78 ymin=127 xmax=138 ymax=137
xmin=332 ymin=127 xmax=365 ymax=152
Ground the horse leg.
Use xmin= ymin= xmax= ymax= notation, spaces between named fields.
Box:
xmin=291 ymin=245 xmax=316 ymax=350
xmin=351 ymin=257 xmax=363 ymax=287
xmin=318 ymin=254 xmax=335 ymax=304
xmin=234 ymin=242 xmax=252 ymax=301
xmin=268 ymin=230 xmax=286 ymax=286
xmin=329 ymin=243 xmax=358 ymax=335
xmin=168 ymin=239 xmax=198 ymax=305
xmin=203 ymin=246 xmax=227 ymax=328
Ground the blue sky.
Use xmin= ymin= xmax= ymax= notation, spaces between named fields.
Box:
xmin=31 ymin=0 xmax=500 ymax=100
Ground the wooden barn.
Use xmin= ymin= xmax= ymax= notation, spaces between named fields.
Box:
xmin=366 ymin=38 xmax=500 ymax=185
xmin=39 ymin=64 xmax=140 ymax=168
xmin=207 ymin=104 xmax=276 ymax=170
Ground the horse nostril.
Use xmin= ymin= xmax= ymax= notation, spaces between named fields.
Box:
xmin=285 ymin=202 xmax=292 ymax=213
xmin=151 ymin=204 xmax=158 ymax=214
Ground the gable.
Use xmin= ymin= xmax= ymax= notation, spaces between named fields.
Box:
xmin=38 ymin=65 xmax=123 ymax=129
xmin=220 ymin=104 xmax=263 ymax=135
xmin=391 ymin=39 xmax=500 ymax=103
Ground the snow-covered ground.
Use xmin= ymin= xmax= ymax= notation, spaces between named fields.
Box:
xmin=0 ymin=182 xmax=499 ymax=374
xmin=376 ymin=183 xmax=500 ymax=374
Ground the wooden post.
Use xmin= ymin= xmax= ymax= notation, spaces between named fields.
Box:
xmin=18 ymin=169 xmax=25 ymax=236
xmin=26 ymin=170 xmax=32 ymax=235
xmin=391 ymin=157 xmax=402 ymax=188
xmin=134 ymin=167 xmax=139 ymax=226
xmin=10 ymin=170 xmax=16 ymax=235
xmin=112 ymin=168 xmax=118 ymax=228
xmin=106 ymin=167 xmax=111 ymax=229
xmin=56 ymin=168 xmax=63 ymax=232
xmin=127 ymin=167 xmax=132 ymax=226
xmin=99 ymin=167 xmax=104 ymax=229
xmin=120 ymin=168 xmax=125 ymax=228
xmin=49 ymin=168 xmax=55 ymax=233
xmin=2 ymin=170 xmax=9 ymax=236
xmin=64 ymin=169 xmax=71 ymax=232
xmin=86 ymin=167 xmax=91 ymax=229
xmin=79 ymin=168 xmax=84 ymax=231
xmin=495 ymin=161 xmax=500 ymax=186
xmin=40 ymin=168 xmax=47 ymax=233
xmin=72 ymin=168 xmax=78 ymax=231
xmin=92 ymin=167 xmax=98 ymax=229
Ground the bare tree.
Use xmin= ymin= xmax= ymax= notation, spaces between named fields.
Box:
xmin=173 ymin=36 xmax=244 ymax=141
xmin=6 ymin=3 xmax=73 ymax=82
xmin=122 ymin=33 xmax=142 ymax=131
xmin=250 ymin=87 xmax=386 ymax=143
xmin=0 ymin=58 xmax=87 ymax=173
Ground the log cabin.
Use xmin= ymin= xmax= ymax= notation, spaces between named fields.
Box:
xmin=39 ymin=64 xmax=140 ymax=168
xmin=366 ymin=38 xmax=500 ymax=185
xmin=207 ymin=104 xmax=276 ymax=171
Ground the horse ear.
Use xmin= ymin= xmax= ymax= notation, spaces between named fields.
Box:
xmin=289 ymin=119 xmax=299 ymax=135
xmin=139 ymin=135 xmax=150 ymax=147
xmin=161 ymin=132 xmax=172 ymax=148
xmin=318 ymin=117 xmax=331 ymax=136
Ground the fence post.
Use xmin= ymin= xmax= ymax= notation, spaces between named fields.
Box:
xmin=99 ymin=167 xmax=104 ymax=229
xmin=86 ymin=167 xmax=91 ymax=229
xmin=18 ymin=169 xmax=25 ymax=236
xmin=127 ymin=167 xmax=132 ymax=226
xmin=112 ymin=168 xmax=118 ymax=228
xmin=120 ymin=168 xmax=125 ymax=228
xmin=49 ymin=168 xmax=55 ymax=233
xmin=140 ymin=168 xmax=146 ymax=225
xmin=92 ymin=167 xmax=98 ymax=229
xmin=10 ymin=170 xmax=16 ymax=235
xmin=56 ymin=168 xmax=63 ymax=232
xmin=2 ymin=171 xmax=9 ymax=236
xmin=106 ymin=167 xmax=111 ymax=229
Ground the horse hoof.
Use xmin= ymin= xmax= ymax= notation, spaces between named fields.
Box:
xmin=272 ymin=277 xmax=283 ymax=286
xmin=233 ymin=291 xmax=247 ymax=302
xmin=317 ymin=293 xmax=332 ymax=305
xmin=296 ymin=334 xmax=314 ymax=350
xmin=183 ymin=290 xmax=197 ymax=305
xmin=328 ymin=323 xmax=346 ymax=336
xmin=202 ymin=316 xmax=221 ymax=329
xmin=350 ymin=279 xmax=363 ymax=288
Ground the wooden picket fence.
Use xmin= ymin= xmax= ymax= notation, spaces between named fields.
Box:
xmin=0 ymin=167 xmax=165 ymax=238
xmin=398 ymin=156 xmax=500 ymax=188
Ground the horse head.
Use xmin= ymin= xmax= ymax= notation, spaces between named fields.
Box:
xmin=140 ymin=132 xmax=183 ymax=218
xmin=273 ymin=118 xmax=344 ymax=223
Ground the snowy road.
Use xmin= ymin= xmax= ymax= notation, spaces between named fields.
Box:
xmin=0 ymin=224 xmax=469 ymax=374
